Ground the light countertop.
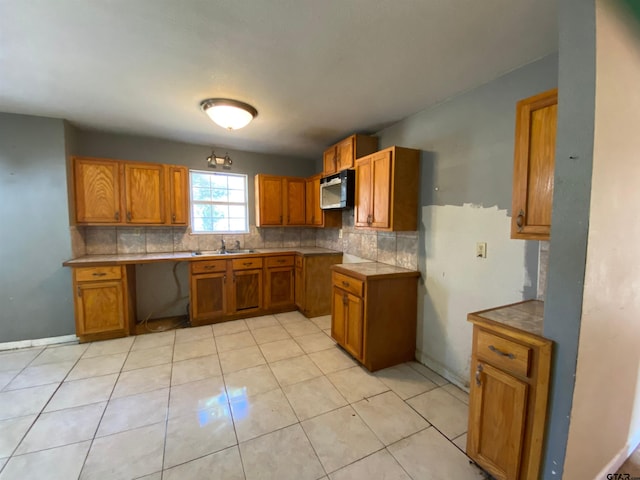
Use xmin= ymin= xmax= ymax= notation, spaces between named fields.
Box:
xmin=331 ymin=262 xmax=420 ymax=280
xmin=63 ymin=247 xmax=342 ymax=267
xmin=469 ymin=300 xmax=544 ymax=337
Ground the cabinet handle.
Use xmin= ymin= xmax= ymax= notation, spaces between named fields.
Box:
xmin=516 ymin=209 xmax=525 ymax=232
xmin=277 ymin=259 xmax=286 ymax=263
xmin=223 ymin=275 xmax=226 ymax=283
xmin=279 ymin=215 xmax=283 ymax=223
xmin=341 ymin=280 xmax=350 ymax=287
xmin=475 ymin=363 xmax=483 ymax=386
xmin=77 ymin=286 xmax=81 ymax=297
xmin=92 ymin=272 xmax=107 ymax=277
xmin=342 ymin=293 xmax=348 ymax=305
xmin=127 ymin=211 xmax=132 ymax=222
xmin=203 ymin=265 xmax=215 ymax=270
xmin=114 ymin=211 xmax=120 ymax=221
xmin=243 ymin=262 xmax=253 ymax=267
xmin=488 ymin=345 xmax=516 ymax=360
xmin=172 ymin=214 xmax=176 ymax=222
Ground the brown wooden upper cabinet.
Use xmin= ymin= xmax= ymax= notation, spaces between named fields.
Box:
xmin=71 ymin=156 xmax=188 ymax=226
xmin=255 ymin=174 xmax=305 ymax=227
xmin=511 ymin=88 xmax=558 ymax=240
xmin=304 ymin=174 xmax=341 ymax=228
xmin=322 ymin=134 xmax=379 ymax=175
xmin=354 ymin=146 xmax=420 ymax=231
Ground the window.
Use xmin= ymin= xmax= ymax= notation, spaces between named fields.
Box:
xmin=190 ymin=170 xmax=249 ymax=233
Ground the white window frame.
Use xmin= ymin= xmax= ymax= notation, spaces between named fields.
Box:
xmin=189 ymin=170 xmax=249 ymax=234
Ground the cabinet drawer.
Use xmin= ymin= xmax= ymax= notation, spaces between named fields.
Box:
xmin=266 ymin=255 xmax=294 ymax=268
xmin=75 ymin=266 xmax=122 ymax=282
xmin=295 ymin=255 xmax=303 ymax=269
xmin=191 ymin=260 xmax=227 ymax=275
xmin=476 ymin=329 xmax=531 ymax=377
xmin=232 ymin=257 xmax=263 ymax=270
xmin=332 ymin=272 xmax=363 ymax=297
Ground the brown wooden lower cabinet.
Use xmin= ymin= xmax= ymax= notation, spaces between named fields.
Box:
xmin=73 ymin=265 xmax=135 ymax=342
xmin=467 ymin=301 xmax=552 ymax=480
xmin=264 ymin=255 xmax=295 ymax=310
xmin=190 ymin=259 xmax=227 ymax=324
xmin=295 ymin=253 xmax=343 ymax=318
xmin=330 ymin=264 xmax=419 ymax=371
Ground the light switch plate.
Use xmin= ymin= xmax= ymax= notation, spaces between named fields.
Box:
xmin=476 ymin=242 xmax=487 ymax=258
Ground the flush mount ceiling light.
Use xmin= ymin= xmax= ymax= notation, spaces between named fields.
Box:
xmin=200 ymin=98 xmax=258 ymax=130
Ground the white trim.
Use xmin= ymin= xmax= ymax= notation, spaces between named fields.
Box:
xmin=595 ymin=439 xmax=640 ymax=479
xmin=0 ymin=334 xmax=79 ymax=352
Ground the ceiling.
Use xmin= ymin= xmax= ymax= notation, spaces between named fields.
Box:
xmin=0 ymin=0 xmax=557 ymax=160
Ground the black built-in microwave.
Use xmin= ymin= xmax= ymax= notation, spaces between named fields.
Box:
xmin=319 ymin=169 xmax=355 ymax=209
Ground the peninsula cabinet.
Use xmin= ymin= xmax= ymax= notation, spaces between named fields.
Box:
xmin=72 ymin=265 xmax=135 ymax=342
xmin=354 ymin=146 xmax=420 ymax=231
xmin=71 ymin=156 xmax=189 ymax=227
xmin=295 ymin=252 xmax=343 ymax=318
xmin=467 ymin=300 xmax=552 ymax=480
xmin=511 ymin=88 xmax=558 ymax=240
xmin=322 ymin=134 xmax=378 ymax=175
xmin=330 ymin=263 xmax=419 ymax=371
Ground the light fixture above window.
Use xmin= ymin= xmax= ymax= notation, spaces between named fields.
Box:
xmin=200 ymin=98 xmax=258 ymax=130
xmin=207 ymin=150 xmax=233 ymax=169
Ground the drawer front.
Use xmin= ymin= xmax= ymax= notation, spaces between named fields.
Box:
xmin=191 ymin=260 xmax=227 ymax=275
xmin=75 ymin=266 xmax=122 ymax=282
xmin=332 ymin=271 xmax=363 ymax=297
xmin=295 ymin=255 xmax=303 ymax=269
xmin=232 ymin=257 xmax=264 ymax=270
xmin=476 ymin=329 xmax=531 ymax=377
xmin=267 ymin=255 xmax=294 ymax=268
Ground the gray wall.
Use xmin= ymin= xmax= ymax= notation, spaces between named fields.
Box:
xmin=541 ymin=0 xmax=596 ymax=477
xmin=71 ymin=129 xmax=317 ymax=226
xmin=0 ymin=113 xmax=74 ymax=342
xmin=371 ymin=54 xmax=558 ymax=385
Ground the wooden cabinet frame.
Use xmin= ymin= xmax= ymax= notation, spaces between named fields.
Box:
xmin=322 ymin=134 xmax=378 ymax=176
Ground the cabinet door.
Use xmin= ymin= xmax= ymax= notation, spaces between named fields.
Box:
xmin=336 ymin=136 xmax=354 ymax=171
xmin=190 ymin=272 xmax=227 ymax=322
xmin=331 ymin=287 xmax=364 ymax=360
xmin=295 ymin=262 xmax=305 ymax=311
xmin=305 ymin=176 xmax=323 ymax=226
xmin=468 ymin=360 xmax=528 ymax=480
xmin=167 ymin=165 xmax=189 ymax=225
xmin=511 ymin=89 xmax=557 ymax=240
xmin=284 ymin=178 xmax=306 ymax=225
xmin=354 ymin=158 xmax=372 ymax=227
xmin=256 ymin=175 xmax=283 ymax=226
xmin=323 ymin=147 xmax=337 ymax=175
xmin=232 ymin=269 xmax=262 ymax=313
xmin=124 ymin=163 xmax=165 ymax=224
xmin=371 ymin=150 xmax=392 ymax=228
xmin=75 ymin=281 xmax=125 ymax=336
xmin=74 ymin=158 xmax=121 ymax=223
xmin=265 ymin=267 xmax=294 ymax=309
xmin=331 ymin=287 xmax=347 ymax=345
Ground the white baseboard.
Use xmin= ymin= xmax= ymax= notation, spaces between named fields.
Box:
xmin=596 ymin=438 xmax=640 ymax=479
xmin=0 ymin=334 xmax=79 ymax=352
xmin=415 ymin=349 xmax=470 ymax=392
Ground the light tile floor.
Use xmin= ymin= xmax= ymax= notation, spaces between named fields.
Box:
xmin=0 ymin=312 xmax=489 ymax=480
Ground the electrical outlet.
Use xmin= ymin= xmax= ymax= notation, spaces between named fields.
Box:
xmin=338 ymin=229 xmax=343 ymax=239
xmin=476 ymin=242 xmax=487 ymax=258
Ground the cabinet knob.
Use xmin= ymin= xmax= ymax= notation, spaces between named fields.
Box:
xmin=114 ymin=211 xmax=120 ymax=221
xmin=172 ymin=214 xmax=176 ymax=222
xmin=516 ymin=209 xmax=525 ymax=232
xmin=92 ymin=272 xmax=107 ymax=277
xmin=475 ymin=363 xmax=483 ymax=387
xmin=341 ymin=280 xmax=350 ymax=287
xmin=127 ymin=211 xmax=132 ymax=222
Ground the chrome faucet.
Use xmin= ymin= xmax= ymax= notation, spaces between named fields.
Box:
xmin=234 ymin=240 xmax=241 ymax=250
xmin=219 ymin=239 xmax=226 ymax=253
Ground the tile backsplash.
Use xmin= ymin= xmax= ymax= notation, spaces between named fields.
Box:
xmin=72 ymin=210 xmax=419 ymax=270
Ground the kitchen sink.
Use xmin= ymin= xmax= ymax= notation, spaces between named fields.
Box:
xmin=192 ymin=249 xmax=256 ymax=256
